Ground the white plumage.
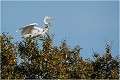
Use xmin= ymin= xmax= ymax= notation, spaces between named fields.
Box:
xmin=16 ymin=16 xmax=54 ymax=38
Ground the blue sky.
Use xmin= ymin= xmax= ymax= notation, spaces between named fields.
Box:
xmin=1 ymin=1 xmax=119 ymax=60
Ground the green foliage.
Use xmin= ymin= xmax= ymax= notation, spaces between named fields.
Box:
xmin=1 ymin=33 xmax=18 ymax=79
xmin=0 ymin=32 xmax=119 ymax=79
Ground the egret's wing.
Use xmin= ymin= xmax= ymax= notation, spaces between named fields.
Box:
xmin=17 ymin=23 xmax=37 ymax=31
xmin=31 ymin=27 xmax=44 ymax=35
xmin=20 ymin=23 xmax=38 ymax=35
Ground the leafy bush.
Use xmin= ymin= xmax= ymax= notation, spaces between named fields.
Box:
xmin=0 ymin=32 xmax=119 ymax=79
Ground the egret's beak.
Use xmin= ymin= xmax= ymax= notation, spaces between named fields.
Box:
xmin=49 ymin=18 xmax=55 ymax=20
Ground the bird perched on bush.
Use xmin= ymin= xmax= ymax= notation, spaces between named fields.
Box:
xmin=16 ymin=16 xmax=55 ymax=38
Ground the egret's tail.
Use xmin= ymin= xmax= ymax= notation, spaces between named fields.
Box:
xmin=16 ymin=29 xmax=22 ymax=32
xmin=16 ymin=30 xmax=19 ymax=32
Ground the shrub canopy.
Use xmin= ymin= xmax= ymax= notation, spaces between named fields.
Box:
xmin=0 ymin=32 xmax=119 ymax=79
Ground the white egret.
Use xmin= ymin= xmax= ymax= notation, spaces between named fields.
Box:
xmin=16 ymin=16 xmax=55 ymax=38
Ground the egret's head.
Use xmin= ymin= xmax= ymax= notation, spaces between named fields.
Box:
xmin=44 ymin=16 xmax=55 ymax=25
xmin=44 ymin=16 xmax=55 ymax=20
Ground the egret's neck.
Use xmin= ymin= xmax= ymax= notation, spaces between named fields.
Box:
xmin=43 ymin=18 xmax=48 ymax=25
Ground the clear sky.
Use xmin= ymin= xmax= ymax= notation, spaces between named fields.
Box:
xmin=1 ymin=1 xmax=119 ymax=60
